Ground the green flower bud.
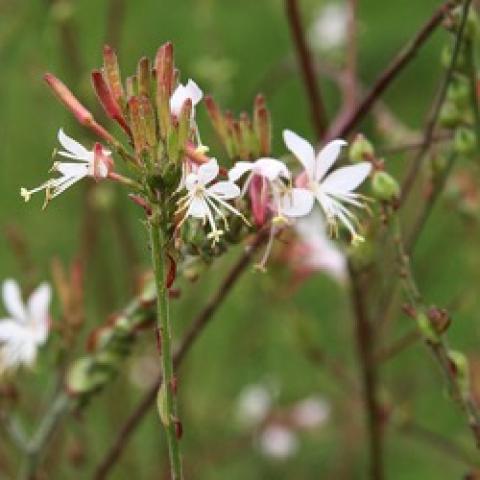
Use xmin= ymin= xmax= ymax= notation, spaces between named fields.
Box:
xmin=416 ymin=313 xmax=440 ymax=344
xmin=349 ymin=134 xmax=375 ymax=163
xmin=438 ymin=101 xmax=463 ymax=128
xmin=448 ymin=350 xmax=470 ymax=396
xmin=446 ymin=74 xmax=470 ymax=107
xmin=347 ymin=238 xmax=374 ymax=270
xmin=454 ymin=127 xmax=477 ymax=156
xmin=371 ymin=171 xmax=400 ymax=201
xmin=67 ymin=358 xmax=111 ymax=395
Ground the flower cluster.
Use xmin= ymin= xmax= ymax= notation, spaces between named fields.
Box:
xmin=21 ymin=42 xmax=372 ymax=261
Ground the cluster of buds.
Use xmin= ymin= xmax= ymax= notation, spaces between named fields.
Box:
xmin=205 ymin=94 xmax=271 ymax=161
xmin=439 ymin=7 xmax=479 ymax=158
xmin=66 ymin=282 xmax=155 ymax=400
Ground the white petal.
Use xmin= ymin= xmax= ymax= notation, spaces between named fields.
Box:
xmin=0 ymin=319 xmax=26 ymax=342
xmin=2 ymin=280 xmax=27 ymax=323
xmin=207 ymin=181 xmax=240 ymax=200
xmin=55 ymin=162 xmax=89 ymax=177
xmin=283 ymin=130 xmax=315 ymax=179
xmin=197 ymin=158 xmax=219 ymax=186
xmin=185 ymin=79 xmax=203 ymax=106
xmin=255 ymin=158 xmax=291 ymax=181
xmin=281 ymin=188 xmax=315 ymax=217
xmin=315 ymin=139 xmax=347 ymax=181
xmin=187 ymin=196 xmax=209 ymax=219
xmin=27 ymin=283 xmax=51 ymax=344
xmin=228 ymin=162 xmax=254 ymax=182
xmin=321 ymin=162 xmax=371 ymax=194
xmin=57 ymin=129 xmax=90 ymax=159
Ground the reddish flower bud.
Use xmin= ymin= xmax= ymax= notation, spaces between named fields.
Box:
xmin=128 ymin=194 xmax=152 ymax=215
xmin=44 ymin=73 xmax=93 ymax=124
xmin=137 ymin=56 xmax=151 ymax=98
xmin=155 ymin=42 xmax=174 ymax=97
xmin=103 ymin=45 xmax=125 ymax=106
xmin=91 ymin=70 xmax=131 ymax=137
xmin=128 ymin=96 xmax=147 ymax=154
xmin=44 ymin=73 xmax=115 ymax=144
xmin=253 ymin=94 xmax=271 ymax=156
xmin=166 ymin=254 xmax=177 ymax=289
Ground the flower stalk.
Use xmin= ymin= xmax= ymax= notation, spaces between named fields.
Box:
xmin=148 ymin=207 xmax=183 ymax=480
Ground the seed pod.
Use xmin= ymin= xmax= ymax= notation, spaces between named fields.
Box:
xmin=371 ymin=171 xmax=400 ymax=201
xmin=349 ymin=134 xmax=375 ymax=163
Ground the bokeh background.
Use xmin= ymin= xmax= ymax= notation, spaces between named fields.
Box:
xmin=1 ymin=0 xmax=480 ymax=478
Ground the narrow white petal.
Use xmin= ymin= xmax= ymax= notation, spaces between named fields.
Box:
xmin=228 ymin=162 xmax=254 ymax=182
xmin=185 ymin=173 xmax=199 ymax=192
xmin=2 ymin=280 xmax=27 ymax=323
xmin=315 ymin=139 xmax=347 ymax=181
xmin=197 ymin=158 xmax=219 ymax=186
xmin=255 ymin=158 xmax=291 ymax=181
xmin=0 ymin=320 xmax=26 ymax=342
xmin=321 ymin=162 xmax=371 ymax=194
xmin=27 ymin=283 xmax=51 ymax=344
xmin=281 ymin=188 xmax=315 ymax=217
xmin=170 ymin=84 xmax=188 ymax=117
xmin=55 ymin=162 xmax=89 ymax=177
xmin=283 ymin=130 xmax=315 ymax=179
xmin=185 ymin=79 xmax=203 ymax=105
xmin=207 ymin=181 xmax=240 ymax=200
xmin=187 ymin=196 xmax=209 ymax=219
xmin=57 ymin=129 xmax=90 ymax=159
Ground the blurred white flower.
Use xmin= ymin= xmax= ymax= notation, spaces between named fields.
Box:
xmin=259 ymin=424 xmax=299 ymax=460
xmin=309 ymin=3 xmax=348 ymax=51
xmin=170 ymin=79 xmax=203 ymax=119
xmin=236 ymin=384 xmax=272 ymax=427
xmin=283 ymin=129 xmax=371 ymax=243
xmin=176 ymin=158 xmax=244 ymax=243
xmin=292 ymin=210 xmax=347 ymax=283
xmin=0 ymin=279 xmax=51 ymax=375
xmin=291 ymin=395 xmax=331 ymax=430
xmin=229 ymin=158 xmax=291 ymax=189
xmin=21 ymin=129 xmax=112 ymax=206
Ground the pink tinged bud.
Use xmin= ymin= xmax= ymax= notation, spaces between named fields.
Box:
xmin=93 ymin=142 xmax=114 ymax=180
xmin=155 ymin=42 xmax=174 ymax=97
xmin=185 ymin=143 xmax=209 ymax=165
xmin=128 ymin=96 xmax=147 ymax=155
xmin=126 ymin=75 xmax=136 ymax=101
xmin=128 ymin=194 xmax=152 ymax=215
xmin=253 ymin=94 xmax=271 ymax=156
xmin=249 ymin=174 xmax=269 ymax=227
xmin=102 ymin=45 xmax=125 ymax=107
xmin=239 ymin=112 xmax=256 ymax=158
xmin=91 ymin=70 xmax=132 ymax=137
xmin=44 ymin=73 xmax=93 ymax=124
xmin=44 ymin=73 xmax=115 ymax=145
xmin=177 ymin=99 xmax=193 ymax=151
xmin=137 ymin=56 xmax=151 ymax=98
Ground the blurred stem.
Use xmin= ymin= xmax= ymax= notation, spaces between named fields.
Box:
xmin=348 ymin=265 xmax=384 ymax=480
xmin=400 ymin=0 xmax=472 ymax=204
xmin=465 ymin=38 xmax=480 ymax=150
xmin=285 ymin=0 xmax=328 ymax=139
xmin=148 ymin=212 xmax=183 ymax=480
xmin=393 ymin=214 xmax=480 ymax=449
xmin=19 ymin=392 xmax=70 ymax=480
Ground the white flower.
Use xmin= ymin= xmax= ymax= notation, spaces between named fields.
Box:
xmin=170 ymin=79 xmax=203 ymax=119
xmin=20 ymin=129 xmax=113 ymax=206
xmin=236 ymin=384 xmax=272 ymax=427
xmin=283 ymin=129 xmax=371 ymax=243
xmin=309 ymin=3 xmax=348 ymax=51
xmin=0 ymin=279 xmax=51 ymax=375
xmin=293 ymin=210 xmax=347 ymax=283
xmin=291 ymin=395 xmax=331 ymax=430
xmin=258 ymin=425 xmax=299 ymax=460
xmin=176 ymin=158 xmax=244 ymax=243
xmin=229 ymin=158 xmax=291 ymax=188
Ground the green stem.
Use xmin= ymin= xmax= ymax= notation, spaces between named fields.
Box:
xmin=148 ymin=212 xmax=183 ymax=480
xmin=465 ymin=38 xmax=480 ymax=149
xmin=20 ymin=392 xmax=70 ymax=480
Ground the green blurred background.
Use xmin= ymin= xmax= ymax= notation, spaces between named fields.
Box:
xmin=1 ymin=0 xmax=480 ymax=478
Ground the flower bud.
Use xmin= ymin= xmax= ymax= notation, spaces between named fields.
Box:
xmin=438 ymin=101 xmax=463 ymax=128
xmin=454 ymin=127 xmax=477 ymax=156
xmin=128 ymin=96 xmax=147 ymax=155
xmin=371 ymin=171 xmax=400 ymax=201
xmin=448 ymin=349 xmax=470 ymax=396
xmin=137 ymin=56 xmax=151 ymax=98
xmin=103 ymin=45 xmax=125 ymax=108
xmin=91 ymin=70 xmax=131 ymax=137
xmin=155 ymin=43 xmax=174 ymax=140
xmin=253 ymin=95 xmax=271 ymax=156
xmin=416 ymin=312 xmax=440 ymax=344
xmin=349 ymin=134 xmax=375 ymax=163
xmin=447 ymin=74 xmax=471 ymax=107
